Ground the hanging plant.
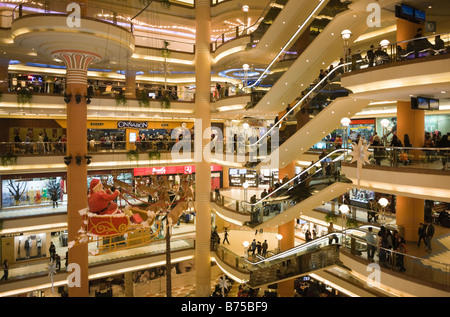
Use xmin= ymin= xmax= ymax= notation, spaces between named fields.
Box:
xmin=161 ymin=95 xmax=171 ymax=109
xmin=148 ymin=149 xmax=161 ymax=161
xmin=161 ymin=40 xmax=171 ymax=58
xmin=138 ymin=91 xmax=150 ymax=108
xmin=126 ymin=150 xmax=139 ymax=163
xmin=160 ymin=0 xmax=171 ymax=9
xmin=1 ymin=152 xmax=18 ymax=167
xmin=17 ymin=88 xmax=32 ymax=106
xmin=324 ymin=211 xmax=337 ymax=224
xmin=346 ymin=218 xmax=358 ymax=228
xmin=115 ymin=92 xmax=127 ymax=106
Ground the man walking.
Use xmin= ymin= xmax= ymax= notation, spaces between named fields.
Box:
xmin=424 ymin=221 xmax=434 ymax=253
xmin=417 ymin=223 xmax=427 ymax=248
xmin=365 ymin=227 xmax=376 ymax=261
xmin=262 ymin=240 xmax=268 ymax=257
xmin=223 ymin=228 xmax=230 ymax=245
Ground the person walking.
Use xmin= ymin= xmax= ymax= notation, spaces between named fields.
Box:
xmin=417 ymin=223 xmax=428 ymax=248
xmin=424 ymin=221 xmax=434 ymax=253
xmin=49 ymin=242 xmax=56 ymax=261
xmin=365 ymin=227 xmax=377 ymax=261
xmin=223 ymin=228 xmax=230 ymax=245
xmin=250 ymin=239 xmax=257 ymax=255
xmin=262 ymin=240 xmax=268 ymax=257
xmin=256 ymin=241 xmax=262 ymax=255
xmin=51 ymin=190 xmax=58 ymax=208
xmin=1 ymin=259 xmax=8 ymax=281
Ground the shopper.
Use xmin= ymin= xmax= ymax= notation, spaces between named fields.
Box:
xmin=223 ymin=228 xmax=230 ymax=245
xmin=365 ymin=227 xmax=376 ymax=261
xmin=1 ymin=259 xmax=8 ymax=281
xmin=424 ymin=221 xmax=434 ymax=253
xmin=262 ymin=240 xmax=268 ymax=257
xmin=305 ymin=230 xmax=312 ymax=242
xmin=394 ymin=233 xmax=407 ymax=272
xmin=49 ymin=242 xmax=56 ymax=261
xmin=256 ymin=241 xmax=262 ymax=255
xmin=51 ymin=190 xmax=58 ymax=208
xmin=417 ymin=223 xmax=428 ymax=248
xmin=250 ymin=239 xmax=257 ymax=255
xmin=327 ymin=222 xmax=338 ymax=245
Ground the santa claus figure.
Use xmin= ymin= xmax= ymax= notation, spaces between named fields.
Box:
xmin=88 ymin=179 xmax=120 ymax=215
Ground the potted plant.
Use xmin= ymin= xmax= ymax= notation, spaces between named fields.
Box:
xmin=148 ymin=149 xmax=161 ymax=160
xmin=17 ymin=88 xmax=32 ymax=106
xmin=161 ymin=40 xmax=171 ymax=58
xmin=325 ymin=211 xmax=337 ymax=224
xmin=138 ymin=91 xmax=150 ymax=108
xmin=161 ymin=95 xmax=171 ymax=110
xmin=1 ymin=152 xmax=18 ymax=167
xmin=126 ymin=150 xmax=139 ymax=163
xmin=115 ymin=92 xmax=127 ymax=106
xmin=346 ymin=218 xmax=358 ymax=228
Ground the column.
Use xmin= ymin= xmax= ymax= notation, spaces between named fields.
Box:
xmin=52 ymin=50 xmax=101 ymax=297
xmin=124 ymin=272 xmax=134 ymax=297
xmin=277 ymin=161 xmax=295 ymax=297
xmin=194 ymin=0 xmax=212 ymax=297
xmin=0 ymin=58 xmax=9 ymax=93
xmin=124 ymin=70 xmax=136 ymax=98
xmin=395 ymin=17 xmax=425 ymax=242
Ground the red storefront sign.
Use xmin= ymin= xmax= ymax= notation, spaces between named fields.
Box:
xmin=134 ymin=164 xmax=222 ymax=176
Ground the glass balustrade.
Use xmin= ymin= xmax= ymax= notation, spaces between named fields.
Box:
xmin=11 ymin=0 xmax=134 ymax=33
xmin=3 ymin=233 xmax=195 ymax=282
xmin=212 ymin=150 xmax=350 ymax=223
xmin=214 ymin=226 xmax=450 ymax=288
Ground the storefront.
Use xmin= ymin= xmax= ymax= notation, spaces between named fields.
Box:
xmin=1 ymin=173 xmax=65 ymax=208
xmin=228 ymin=169 xmax=259 ymax=187
xmin=347 ymin=118 xmax=376 ymax=143
xmin=349 ymin=189 xmax=375 ymax=209
xmin=133 ymin=164 xmax=223 ymax=189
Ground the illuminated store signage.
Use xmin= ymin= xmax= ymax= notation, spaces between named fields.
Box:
xmin=134 ymin=164 xmax=222 ymax=176
xmin=117 ymin=121 xmax=148 ymax=129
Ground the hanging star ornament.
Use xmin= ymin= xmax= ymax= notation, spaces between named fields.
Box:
xmin=348 ymin=138 xmax=371 ymax=188
xmin=47 ymin=260 xmax=58 ymax=293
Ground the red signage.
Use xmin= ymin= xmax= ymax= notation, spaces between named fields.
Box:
xmin=134 ymin=164 xmax=222 ymax=176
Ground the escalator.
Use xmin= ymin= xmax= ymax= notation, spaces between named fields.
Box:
xmin=214 ymin=227 xmax=375 ymax=288
xmin=212 ymin=149 xmax=353 ymax=228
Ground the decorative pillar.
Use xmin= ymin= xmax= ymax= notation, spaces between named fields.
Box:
xmin=395 ymin=16 xmax=425 ymax=242
xmin=0 ymin=58 xmax=9 ymax=92
xmin=277 ymin=161 xmax=295 ymax=297
xmin=124 ymin=70 xmax=137 ymax=98
xmin=194 ymin=0 xmax=212 ymax=297
xmin=52 ymin=50 xmax=101 ymax=297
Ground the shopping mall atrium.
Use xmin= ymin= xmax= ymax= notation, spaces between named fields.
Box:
xmin=0 ymin=0 xmax=448 ymax=298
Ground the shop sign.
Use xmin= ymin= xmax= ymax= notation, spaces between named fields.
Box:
xmin=117 ymin=121 xmax=148 ymax=129
xmin=134 ymin=164 xmax=222 ymax=176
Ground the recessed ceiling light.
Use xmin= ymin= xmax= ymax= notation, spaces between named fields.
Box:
xmin=441 ymin=91 xmax=446 ymax=94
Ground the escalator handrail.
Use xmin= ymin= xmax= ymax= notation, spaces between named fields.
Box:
xmin=245 ymin=149 xmax=347 ymax=207
xmin=248 ymin=62 xmax=350 ymax=147
xmin=246 ymin=0 xmax=329 ymax=89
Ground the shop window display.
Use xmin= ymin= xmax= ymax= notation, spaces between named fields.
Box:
xmin=15 ymin=233 xmax=47 ymax=261
xmin=1 ymin=177 xmax=63 ymax=208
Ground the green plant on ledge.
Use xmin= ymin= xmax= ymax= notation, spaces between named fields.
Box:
xmin=346 ymin=218 xmax=358 ymax=228
xmin=160 ymin=0 xmax=171 ymax=9
xmin=1 ymin=152 xmax=18 ymax=167
xmin=17 ymin=89 xmax=32 ymax=106
xmin=138 ymin=91 xmax=150 ymax=108
xmin=325 ymin=211 xmax=337 ymax=224
xmin=148 ymin=149 xmax=161 ymax=161
xmin=115 ymin=92 xmax=127 ymax=106
xmin=126 ymin=150 xmax=139 ymax=163
xmin=161 ymin=40 xmax=171 ymax=58
xmin=161 ymin=95 xmax=171 ymax=109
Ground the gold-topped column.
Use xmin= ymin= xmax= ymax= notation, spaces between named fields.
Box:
xmin=52 ymin=50 xmax=101 ymax=297
xmin=194 ymin=0 xmax=212 ymax=297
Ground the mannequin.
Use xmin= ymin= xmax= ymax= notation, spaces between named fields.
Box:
xmin=36 ymin=237 xmax=42 ymax=256
xmin=24 ymin=237 xmax=31 ymax=258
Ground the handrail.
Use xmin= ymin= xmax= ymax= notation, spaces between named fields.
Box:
xmin=246 ymin=0 xmax=328 ymax=89
xmin=212 ymin=0 xmax=275 ymax=51
xmin=245 ymin=148 xmax=347 ymax=207
xmin=248 ymin=62 xmax=350 ymax=147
